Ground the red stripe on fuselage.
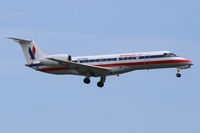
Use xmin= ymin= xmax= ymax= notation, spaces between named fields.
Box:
xmin=36 ymin=59 xmax=192 ymax=72
xmin=96 ymin=59 xmax=192 ymax=67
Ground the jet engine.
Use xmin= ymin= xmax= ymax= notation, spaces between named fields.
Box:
xmin=40 ymin=54 xmax=72 ymax=65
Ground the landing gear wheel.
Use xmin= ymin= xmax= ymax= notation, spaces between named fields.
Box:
xmin=97 ymin=82 xmax=104 ymax=88
xmin=83 ymin=78 xmax=90 ymax=84
xmin=176 ymin=73 xmax=181 ymax=78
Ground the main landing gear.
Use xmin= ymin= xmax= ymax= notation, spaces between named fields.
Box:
xmin=97 ymin=76 xmax=106 ymax=88
xmin=83 ymin=76 xmax=106 ymax=88
xmin=176 ymin=68 xmax=181 ymax=78
xmin=83 ymin=77 xmax=90 ymax=84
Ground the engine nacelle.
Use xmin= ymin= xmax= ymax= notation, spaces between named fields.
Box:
xmin=40 ymin=54 xmax=72 ymax=65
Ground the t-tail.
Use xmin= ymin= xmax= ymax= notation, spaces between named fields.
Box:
xmin=8 ymin=37 xmax=46 ymax=64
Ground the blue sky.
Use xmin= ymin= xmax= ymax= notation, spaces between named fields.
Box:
xmin=0 ymin=0 xmax=200 ymax=133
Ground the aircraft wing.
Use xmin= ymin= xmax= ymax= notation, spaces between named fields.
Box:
xmin=47 ymin=58 xmax=112 ymax=76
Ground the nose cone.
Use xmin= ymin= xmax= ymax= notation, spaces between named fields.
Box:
xmin=190 ymin=61 xmax=194 ymax=66
xmin=188 ymin=60 xmax=193 ymax=65
xmin=184 ymin=59 xmax=194 ymax=66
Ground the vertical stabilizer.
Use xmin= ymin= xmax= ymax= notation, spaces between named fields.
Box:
xmin=8 ymin=37 xmax=46 ymax=64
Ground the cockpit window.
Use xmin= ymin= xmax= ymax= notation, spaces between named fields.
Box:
xmin=163 ymin=53 xmax=169 ymax=56
xmin=163 ymin=53 xmax=177 ymax=57
xmin=169 ymin=53 xmax=177 ymax=57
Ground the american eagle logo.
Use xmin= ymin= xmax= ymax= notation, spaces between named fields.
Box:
xmin=28 ymin=46 xmax=36 ymax=60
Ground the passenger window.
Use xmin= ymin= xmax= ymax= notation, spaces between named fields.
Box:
xmin=139 ymin=56 xmax=144 ymax=59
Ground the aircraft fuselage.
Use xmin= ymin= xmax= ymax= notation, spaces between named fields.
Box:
xmin=28 ymin=51 xmax=193 ymax=76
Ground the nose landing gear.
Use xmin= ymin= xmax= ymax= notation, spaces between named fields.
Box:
xmin=176 ymin=68 xmax=181 ymax=78
xmin=176 ymin=73 xmax=181 ymax=78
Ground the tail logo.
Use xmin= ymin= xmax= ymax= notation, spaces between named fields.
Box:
xmin=28 ymin=46 xmax=36 ymax=60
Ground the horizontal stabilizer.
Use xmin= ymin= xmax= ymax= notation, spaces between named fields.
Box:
xmin=7 ymin=37 xmax=32 ymax=44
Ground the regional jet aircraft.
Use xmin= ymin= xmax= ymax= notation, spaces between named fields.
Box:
xmin=8 ymin=37 xmax=193 ymax=87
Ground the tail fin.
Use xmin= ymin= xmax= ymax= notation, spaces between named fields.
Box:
xmin=8 ymin=37 xmax=46 ymax=64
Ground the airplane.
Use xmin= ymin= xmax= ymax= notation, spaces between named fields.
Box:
xmin=8 ymin=37 xmax=193 ymax=87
